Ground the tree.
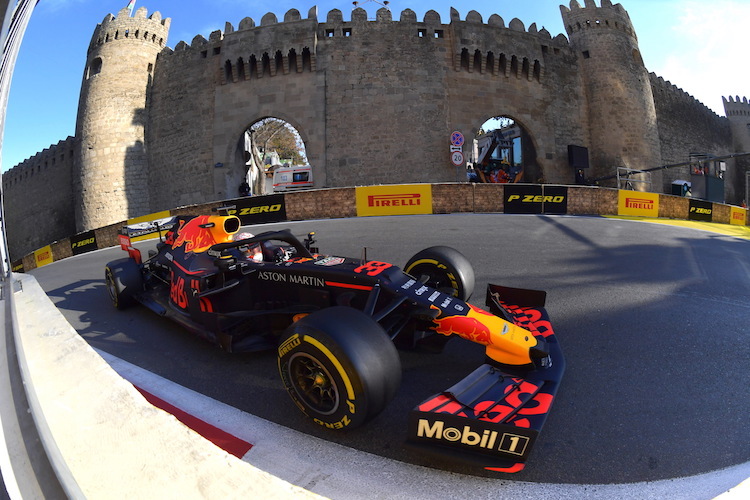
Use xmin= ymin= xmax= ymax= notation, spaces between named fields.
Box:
xmin=249 ymin=118 xmax=306 ymax=165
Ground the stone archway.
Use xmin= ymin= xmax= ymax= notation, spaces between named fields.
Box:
xmin=469 ymin=116 xmax=542 ymax=184
xmin=227 ymin=117 xmax=309 ymax=197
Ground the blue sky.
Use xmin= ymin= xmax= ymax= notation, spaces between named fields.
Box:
xmin=1 ymin=0 xmax=748 ymax=171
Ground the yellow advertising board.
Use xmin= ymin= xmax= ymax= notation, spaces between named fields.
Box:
xmin=730 ymin=206 xmax=747 ymax=226
xmin=618 ymin=190 xmax=659 ymax=218
xmin=356 ymin=184 xmax=433 ymax=217
xmin=126 ymin=210 xmax=173 ymax=242
xmin=34 ymin=245 xmax=54 ymax=268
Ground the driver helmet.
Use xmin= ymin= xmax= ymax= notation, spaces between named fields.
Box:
xmin=234 ymin=232 xmax=263 ymax=262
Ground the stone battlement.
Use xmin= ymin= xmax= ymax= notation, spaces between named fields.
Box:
xmin=89 ymin=6 xmax=170 ymax=53
xmin=560 ymin=0 xmax=635 ymax=39
xmin=723 ymin=95 xmax=750 ymax=117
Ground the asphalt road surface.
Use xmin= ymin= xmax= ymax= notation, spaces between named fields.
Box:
xmin=30 ymin=214 xmax=750 ymax=484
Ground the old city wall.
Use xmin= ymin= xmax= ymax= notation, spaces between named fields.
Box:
xmin=2 ymin=137 xmax=76 ymax=259
xmin=650 ymin=74 xmax=733 ymax=195
xmin=145 ymin=6 xmax=588 ymax=208
xmin=3 ymin=2 xmax=748 ymax=259
xmin=445 ymin=9 xmax=587 ymax=184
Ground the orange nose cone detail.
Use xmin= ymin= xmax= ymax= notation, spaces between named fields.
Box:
xmin=433 ymin=304 xmax=538 ymax=366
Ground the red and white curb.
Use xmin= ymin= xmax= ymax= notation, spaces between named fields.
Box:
xmin=95 ymin=349 xmax=748 ymax=500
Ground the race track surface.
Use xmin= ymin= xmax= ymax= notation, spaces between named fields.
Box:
xmin=30 ymin=214 xmax=750 ymax=483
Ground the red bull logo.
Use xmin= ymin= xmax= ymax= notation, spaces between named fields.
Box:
xmin=432 ymin=305 xmax=538 ymax=366
xmin=432 ymin=305 xmax=494 ymax=344
xmin=172 ymin=215 xmax=240 ymax=253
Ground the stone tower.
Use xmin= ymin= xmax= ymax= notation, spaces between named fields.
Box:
xmin=723 ymin=96 xmax=750 ymax=203
xmin=73 ymin=5 xmax=170 ymax=232
xmin=561 ymin=0 xmax=662 ymax=188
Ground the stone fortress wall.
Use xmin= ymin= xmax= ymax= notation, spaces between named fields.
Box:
xmin=2 ymin=1 xmax=749 ymax=260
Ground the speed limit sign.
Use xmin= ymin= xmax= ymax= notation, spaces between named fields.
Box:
xmin=451 ymin=150 xmax=464 ymax=166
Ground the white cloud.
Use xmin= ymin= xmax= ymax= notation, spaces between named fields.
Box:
xmin=657 ymin=0 xmax=750 ymax=115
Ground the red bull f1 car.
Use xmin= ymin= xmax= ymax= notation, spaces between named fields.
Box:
xmin=105 ymin=211 xmax=564 ymax=473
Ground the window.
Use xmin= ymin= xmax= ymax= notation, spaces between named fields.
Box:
xmin=418 ymin=29 xmax=426 ymax=37
xmin=343 ymin=28 xmax=352 ymax=37
xmin=434 ymin=30 xmax=444 ymax=38
xmin=326 ymin=29 xmax=334 ymax=38
xmin=87 ymin=57 xmax=103 ymax=79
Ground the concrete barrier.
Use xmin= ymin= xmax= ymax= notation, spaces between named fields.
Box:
xmin=3 ymin=272 xmax=323 ymax=498
xmin=12 ymin=183 xmax=748 ymax=272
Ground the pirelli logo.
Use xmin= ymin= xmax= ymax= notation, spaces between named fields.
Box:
xmin=618 ymin=190 xmax=659 ymax=217
xmin=625 ymin=197 xmax=654 ymax=210
xmin=368 ymin=193 xmax=421 ymax=207
xmin=356 ymin=185 xmax=433 ymax=216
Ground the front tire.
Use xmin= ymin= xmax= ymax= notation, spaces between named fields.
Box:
xmin=277 ymin=307 xmax=401 ymax=430
xmin=105 ymin=258 xmax=143 ymax=309
xmin=404 ymin=246 xmax=475 ymax=301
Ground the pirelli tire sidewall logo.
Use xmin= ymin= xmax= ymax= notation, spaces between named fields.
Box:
xmin=70 ymin=230 xmax=98 ymax=256
xmin=356 ymin=185 xmax=433 ymax=217
xmin=504 ymin=185 xmax=568 ymax=215
xmin=229 ymin=194 xmax=287 ymax=225
xmin=688 ymin=200 xmax=713 ymax=222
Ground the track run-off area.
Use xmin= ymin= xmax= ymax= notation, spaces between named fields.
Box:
xmin=30 ymin=214 xmax=750 ymax=498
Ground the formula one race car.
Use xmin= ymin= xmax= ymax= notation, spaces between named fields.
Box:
xmin=105 ymin=211 xmax=564 ymax=473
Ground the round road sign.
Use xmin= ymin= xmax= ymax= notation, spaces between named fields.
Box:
xmin=451 ymin=151 xmax=464 ymax=166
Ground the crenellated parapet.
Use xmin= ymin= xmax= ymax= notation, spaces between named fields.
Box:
xmin=723 ymin=95 xmax=750 ymax=117
xmin=2 ymin=136 xmax=75 ymax=191
xmin=89 ymin=6 xmax=170 ymax=53
xmin=650 ymin=73 xmax=724 ymax=118
xmin=173 ymin=5 xmax=572 ymax=87
xmin=560 ymin=0 xmax=636 ymax=40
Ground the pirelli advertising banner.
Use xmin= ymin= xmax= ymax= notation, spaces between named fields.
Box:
xmin=730 ymin=206 xmax=748 ymax=226
xmin=226 ymin=194 xmax=287 ymax=225
xmin=70 ymin=230 xmax=98 ymax=256
xmin=34 ymin=245 xmax=54 ymax=268
xmin=356 ymin=184 xmax=433 ymax=217
xmin=688 ymin=199 xmax=713 ymax=222
xmin=618 ymin=190 xmax=659 ymax=218
xmin=503 ymin=185 xmax=568 ymax=215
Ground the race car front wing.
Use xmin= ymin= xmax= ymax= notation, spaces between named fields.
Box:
xmin=406 ymin=284 xmax=565 ymax=473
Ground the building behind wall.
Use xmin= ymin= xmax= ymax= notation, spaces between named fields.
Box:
xmin=2 ymin=1 xmax=748 ymax=260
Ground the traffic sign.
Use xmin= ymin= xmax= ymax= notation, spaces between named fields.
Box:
xmin=450 ymin=131 xmax=464 ymax=147
xmin=451 ymin=151 xmax=464 ymax=166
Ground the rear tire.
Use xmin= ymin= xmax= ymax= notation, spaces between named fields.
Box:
xmin=404 ymin=246 xmax=475 ymax=301
xmin=277 ymin=307 xmax=401 ymax=429
xmin=105 ymin=258 xmax=143 ymax=309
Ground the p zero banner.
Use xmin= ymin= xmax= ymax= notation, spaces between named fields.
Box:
xmin=34 ymin=245 xmax=53 ymax=268
xmin=226 ymin=194 xmax=287 ymax=225
xmin=356 ymin=184 xmax=433 ymax=217
xmin=730 ymin=206 xmax=747 ymax=226
xmin=688 ymin=199 xmax=713 ymax=222
xmin=70 ymin=230 xmax=98 ymax=256
xmin=618 ymin=190 xmax=659 ymax=218
xmin=503 ymin=185 xmax=568 ymax=215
